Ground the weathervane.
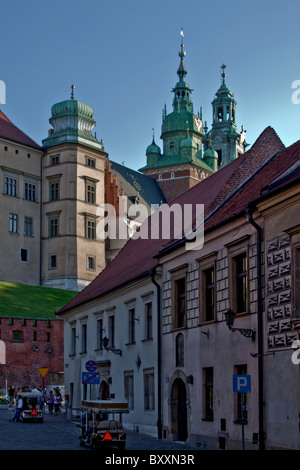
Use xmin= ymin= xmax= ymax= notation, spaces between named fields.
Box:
xmin=221 ymin=64 xmax=226 ymax=84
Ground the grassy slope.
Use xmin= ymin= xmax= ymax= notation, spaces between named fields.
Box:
xmin=0 ymin=281 xmax=78 ymax=318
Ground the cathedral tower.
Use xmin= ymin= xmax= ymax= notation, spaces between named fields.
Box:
xmin=140 ymin=31 xmax=214 ymax=202
xmin=203 ymin=65 xmax=248 ymax=168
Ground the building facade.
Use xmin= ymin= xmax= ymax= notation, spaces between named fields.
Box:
xmin=58 ymin=125 xmax=300 ymax=450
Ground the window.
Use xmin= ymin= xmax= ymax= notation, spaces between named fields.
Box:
xmin=33 ymin=331 xmax=37 ymax=342
xmin=228 ymin=238 xmax=250 ymax=315
xmin=86 ymin=219 xmax=96 ymax=239
xmin=24 ymin=217 xmax=33 ymax=236
xmin=144 ymin=369 xmax=155 ymax=411
xmin=108 ymin=316 xmax=115 ymax=347
xmin=20 ymin=248 xmax=28 ymax=262
xmin=217 ymin=106 xmax=223 ymax=122
xmin=5 ymin=176 xmax=17 ymax=196
xmin=145 ymin=302 xmax=153 ymax=340
xmin=49 ymin=254 xmax=57 ymax=269
xmin=9 ymin=213 xmax=18 ymax=233
xmin=12 ymin=331 xmax=23 ymax=342
xmin=97 ymin=318 xmax=104 ymax=349
xmin=51 ymin=155 xmax=59 ymax=165
xmin=171 ymin=265 xmax=188 ymax=329
xmin=87 ymin=256 xmax=95 ymax=270
xmin=198 ymin=254 xmax=217 ymax=322
xmin=49 ymin=217 xmax=59 ymax=237
xmin=176 ymin=333 xmax=184 ymax=367
xmin=203 ymin=367 xmax=213 ymax=420
xmin=71 ymin=327 xmax=76 ymax=355
xmin=171 ymin=172 xmax=175 ymax=179
xmin=81 ymin=324 xmax=87 ymax=353
xmin=24 ymin=182 xmax=37 ymax=201
xmin=175 ymin=278 xmax=186 ymax=328
xmin=204 ymin=267 xmax=215 ymax=321
xmin=128 ymin=308 xmax=136 ymax=344
xmin=234 ymin=253 xmax=248 ymax=314
xmin=86 ymin=157 xmax=95 ymax=167
xmin=124 ymin=371 xmax=134 ymax=410
xmin=86 ymin=182 xmax=96 ymax=204
xmin=234 ymin=364 xmax=248 ymax=423
xmin=49 ymin=181 xmax=59 ymax=201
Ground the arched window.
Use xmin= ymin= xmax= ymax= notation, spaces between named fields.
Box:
xmin=176 ymin=333 xmax=184 ymax=367
xmin=217 ymin=107 xmax=223 ymax=122
xmin=171 ymin=172 xmax=175 ymax=179
xmin=158 ymin=174 xmax=162 ymax=181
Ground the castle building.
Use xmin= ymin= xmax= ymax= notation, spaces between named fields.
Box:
xmin=0 ymin=33 xmax=247 ymax=291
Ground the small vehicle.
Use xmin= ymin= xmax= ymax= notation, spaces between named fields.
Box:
xmin=78 ymin=400 xmax=129 ymax=450
xmin=19 ymin=392 xmax=44 ymax=422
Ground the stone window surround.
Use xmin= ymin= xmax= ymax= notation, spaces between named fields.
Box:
xmin=197 ymin=252 xmax=217 ymax=324
xmin=225 ymin=235 xmax=250 ymax=316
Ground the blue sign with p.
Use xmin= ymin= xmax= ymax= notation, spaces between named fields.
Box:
xmin=233 ymin=374 xmax=251 ymax=393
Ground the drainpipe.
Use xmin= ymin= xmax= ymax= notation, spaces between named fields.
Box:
xmin=246 ymin=204 xmax=265 ymax=451
xmin=149 ymin=269 xmax=162 ymax=440
xmin=39 ymin=153 xmax=43 ymax=286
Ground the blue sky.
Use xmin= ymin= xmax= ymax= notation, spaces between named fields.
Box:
xmin=1 ymin=0 xmax=299 ymax=171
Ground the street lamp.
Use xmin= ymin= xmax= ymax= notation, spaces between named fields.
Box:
xmin=225 ymin=309 xmax=256 ymax=342
xmin=102 ymin=336 xmax=122 ymax=356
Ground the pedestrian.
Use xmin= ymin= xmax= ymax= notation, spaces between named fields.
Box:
xmin=47 ymin=390 xmax=54 ymax=414
xmin=8 ymin=385 xmax=15 ymax=407
xmin=54 ymin=391 xmax=61 ymax=414
xmin=10 ymin=395 xmax=23 ymax=422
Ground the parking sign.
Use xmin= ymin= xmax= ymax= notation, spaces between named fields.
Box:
xmin=233 ymin=374 xmax=251 ymax=393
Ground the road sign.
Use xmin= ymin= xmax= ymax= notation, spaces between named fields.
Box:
xmin=38 ymin=368 xmax=49 ymax=378
xmin=85 ymin=360 xmax=97 ymax=372
xmin=103 ymin=431 xmax=112 ymax=441
xmin=233 ymin=374 xmax=251 ymax=393
xmin=82 ymin=372 xmax=100 ymax=385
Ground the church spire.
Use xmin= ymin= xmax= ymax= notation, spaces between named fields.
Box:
xmin=172 ymin=29 xmax=193 ymax=113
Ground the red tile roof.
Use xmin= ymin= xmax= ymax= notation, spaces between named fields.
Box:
xmin=0 ymin=110 xmax=41 ymax=150
xmin=205 ymin=137 xmax=300 ymax=232
xmin=58 ymin=126 xmax=289 ymax=314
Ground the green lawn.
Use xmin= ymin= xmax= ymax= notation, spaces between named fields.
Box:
xmin=0 ymin=281 xmax=78 ymax=318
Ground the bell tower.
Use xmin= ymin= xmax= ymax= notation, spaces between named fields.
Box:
xmin=203 ymin=65 xmax=248 ymax=168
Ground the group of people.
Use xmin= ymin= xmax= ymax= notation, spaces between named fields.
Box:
xmin=46 ymin=388 xmax=62 ymax=414
xmin=8 ymin=385 xmax=63 ymax=421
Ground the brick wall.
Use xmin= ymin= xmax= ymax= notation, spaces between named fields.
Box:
xmin=0 ymin=317 xmax=64 ymax=390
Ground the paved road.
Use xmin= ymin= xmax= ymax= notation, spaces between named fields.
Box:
xmin=0 ymin=407 xmax=201 ymax=452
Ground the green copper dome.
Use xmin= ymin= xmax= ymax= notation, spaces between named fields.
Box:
xmin=51 ymin=99 xmax=94 ymax=120
xmin=146 ymin=138 xmax=161 ymax=155
xmin=42 ymin=85 xmax=103 ymax=151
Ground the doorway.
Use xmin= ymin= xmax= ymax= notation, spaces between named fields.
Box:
xmin=171 ymin=378 xmax=188 ymax=441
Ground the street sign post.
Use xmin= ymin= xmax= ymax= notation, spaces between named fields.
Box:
xmin=233 ymin=375 xmax=251 ymax=450
xmin=82 ymin=372 xmax=100 ymax=385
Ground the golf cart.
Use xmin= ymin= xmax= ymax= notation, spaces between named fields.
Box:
xmin=20 ymin=392 xmax=44 ymax=422
xmin=78 ymin=400 xmax=129 ymax=450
